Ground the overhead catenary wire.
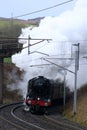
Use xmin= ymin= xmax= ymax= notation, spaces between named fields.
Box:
xmin=13 ymin=0 xmax=74 ymax=18
xmin=1 ymin=37 xmax=87 ymax=44
xmin=41 ymin=57 xmax=75 ymax=74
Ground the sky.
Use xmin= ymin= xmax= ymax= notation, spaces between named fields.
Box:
xmin=0 ymin=0 xmax=76 ymax=19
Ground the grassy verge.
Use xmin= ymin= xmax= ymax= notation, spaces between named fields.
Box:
xmin=64 ymin=85 xmax=87 ymax=126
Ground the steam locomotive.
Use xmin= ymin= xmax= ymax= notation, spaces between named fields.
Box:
xmin=24 ymin=76 xmax=69 ymax=114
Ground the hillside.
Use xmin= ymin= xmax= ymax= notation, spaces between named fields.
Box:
xmin=64 ymin=84 xmax=87 ymax=126
xmin=0 ymin=17 xmax=43 ymax=26
xmin=0 ymin=17 xmax=43 ymax=38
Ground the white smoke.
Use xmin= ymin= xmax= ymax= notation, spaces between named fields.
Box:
xmin=12 ymin=0 xmax=87 ymax=96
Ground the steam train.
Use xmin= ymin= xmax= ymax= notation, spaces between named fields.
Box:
xmin=24 ymin=76 xmax=69 ymax=114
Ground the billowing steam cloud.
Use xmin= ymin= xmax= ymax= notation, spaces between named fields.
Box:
xmin=12 ymin=0 xmax=87 ymax=96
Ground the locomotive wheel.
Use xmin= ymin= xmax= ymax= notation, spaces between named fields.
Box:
xmin=30 ymin=106 xmax=36 ymax=114
xmin=30 ymin=109 xmax=35 ymax=114
xmin=44 ymin=107 xmax=49 ymax=115
xmin=44 ymin=110 xmax=49 ymax=115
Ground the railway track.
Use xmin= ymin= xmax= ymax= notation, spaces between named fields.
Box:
xmin=0 ymin=102 xmax=44 ymax=130
xmin=0 ymin=102 xmax=87 ymax=130
xmin=0 ymin=102 xmax=26 ymax=130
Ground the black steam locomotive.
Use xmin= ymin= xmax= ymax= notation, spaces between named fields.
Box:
xmin=24 ymin=76 xmax=69 ymax=114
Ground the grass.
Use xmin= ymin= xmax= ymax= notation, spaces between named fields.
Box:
xmin=4 ymin=57 xmax=12 ymax=63
xmin=64 ymin=85 xmax=87 ymax=126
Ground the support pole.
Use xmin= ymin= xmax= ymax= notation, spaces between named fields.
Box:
xmin=74 ymin=51 xmax=78 ymax=114
xmin=73 ymin=43 xmax=80 ymax=115
xmin=0 ymin=58 xmax=3 ymax=104
xmin=63 ymin=73 xmax=66 ymax=106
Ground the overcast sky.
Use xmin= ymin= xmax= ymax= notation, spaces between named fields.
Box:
xmin=0 ymin=0 xmax=76 ymax=19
